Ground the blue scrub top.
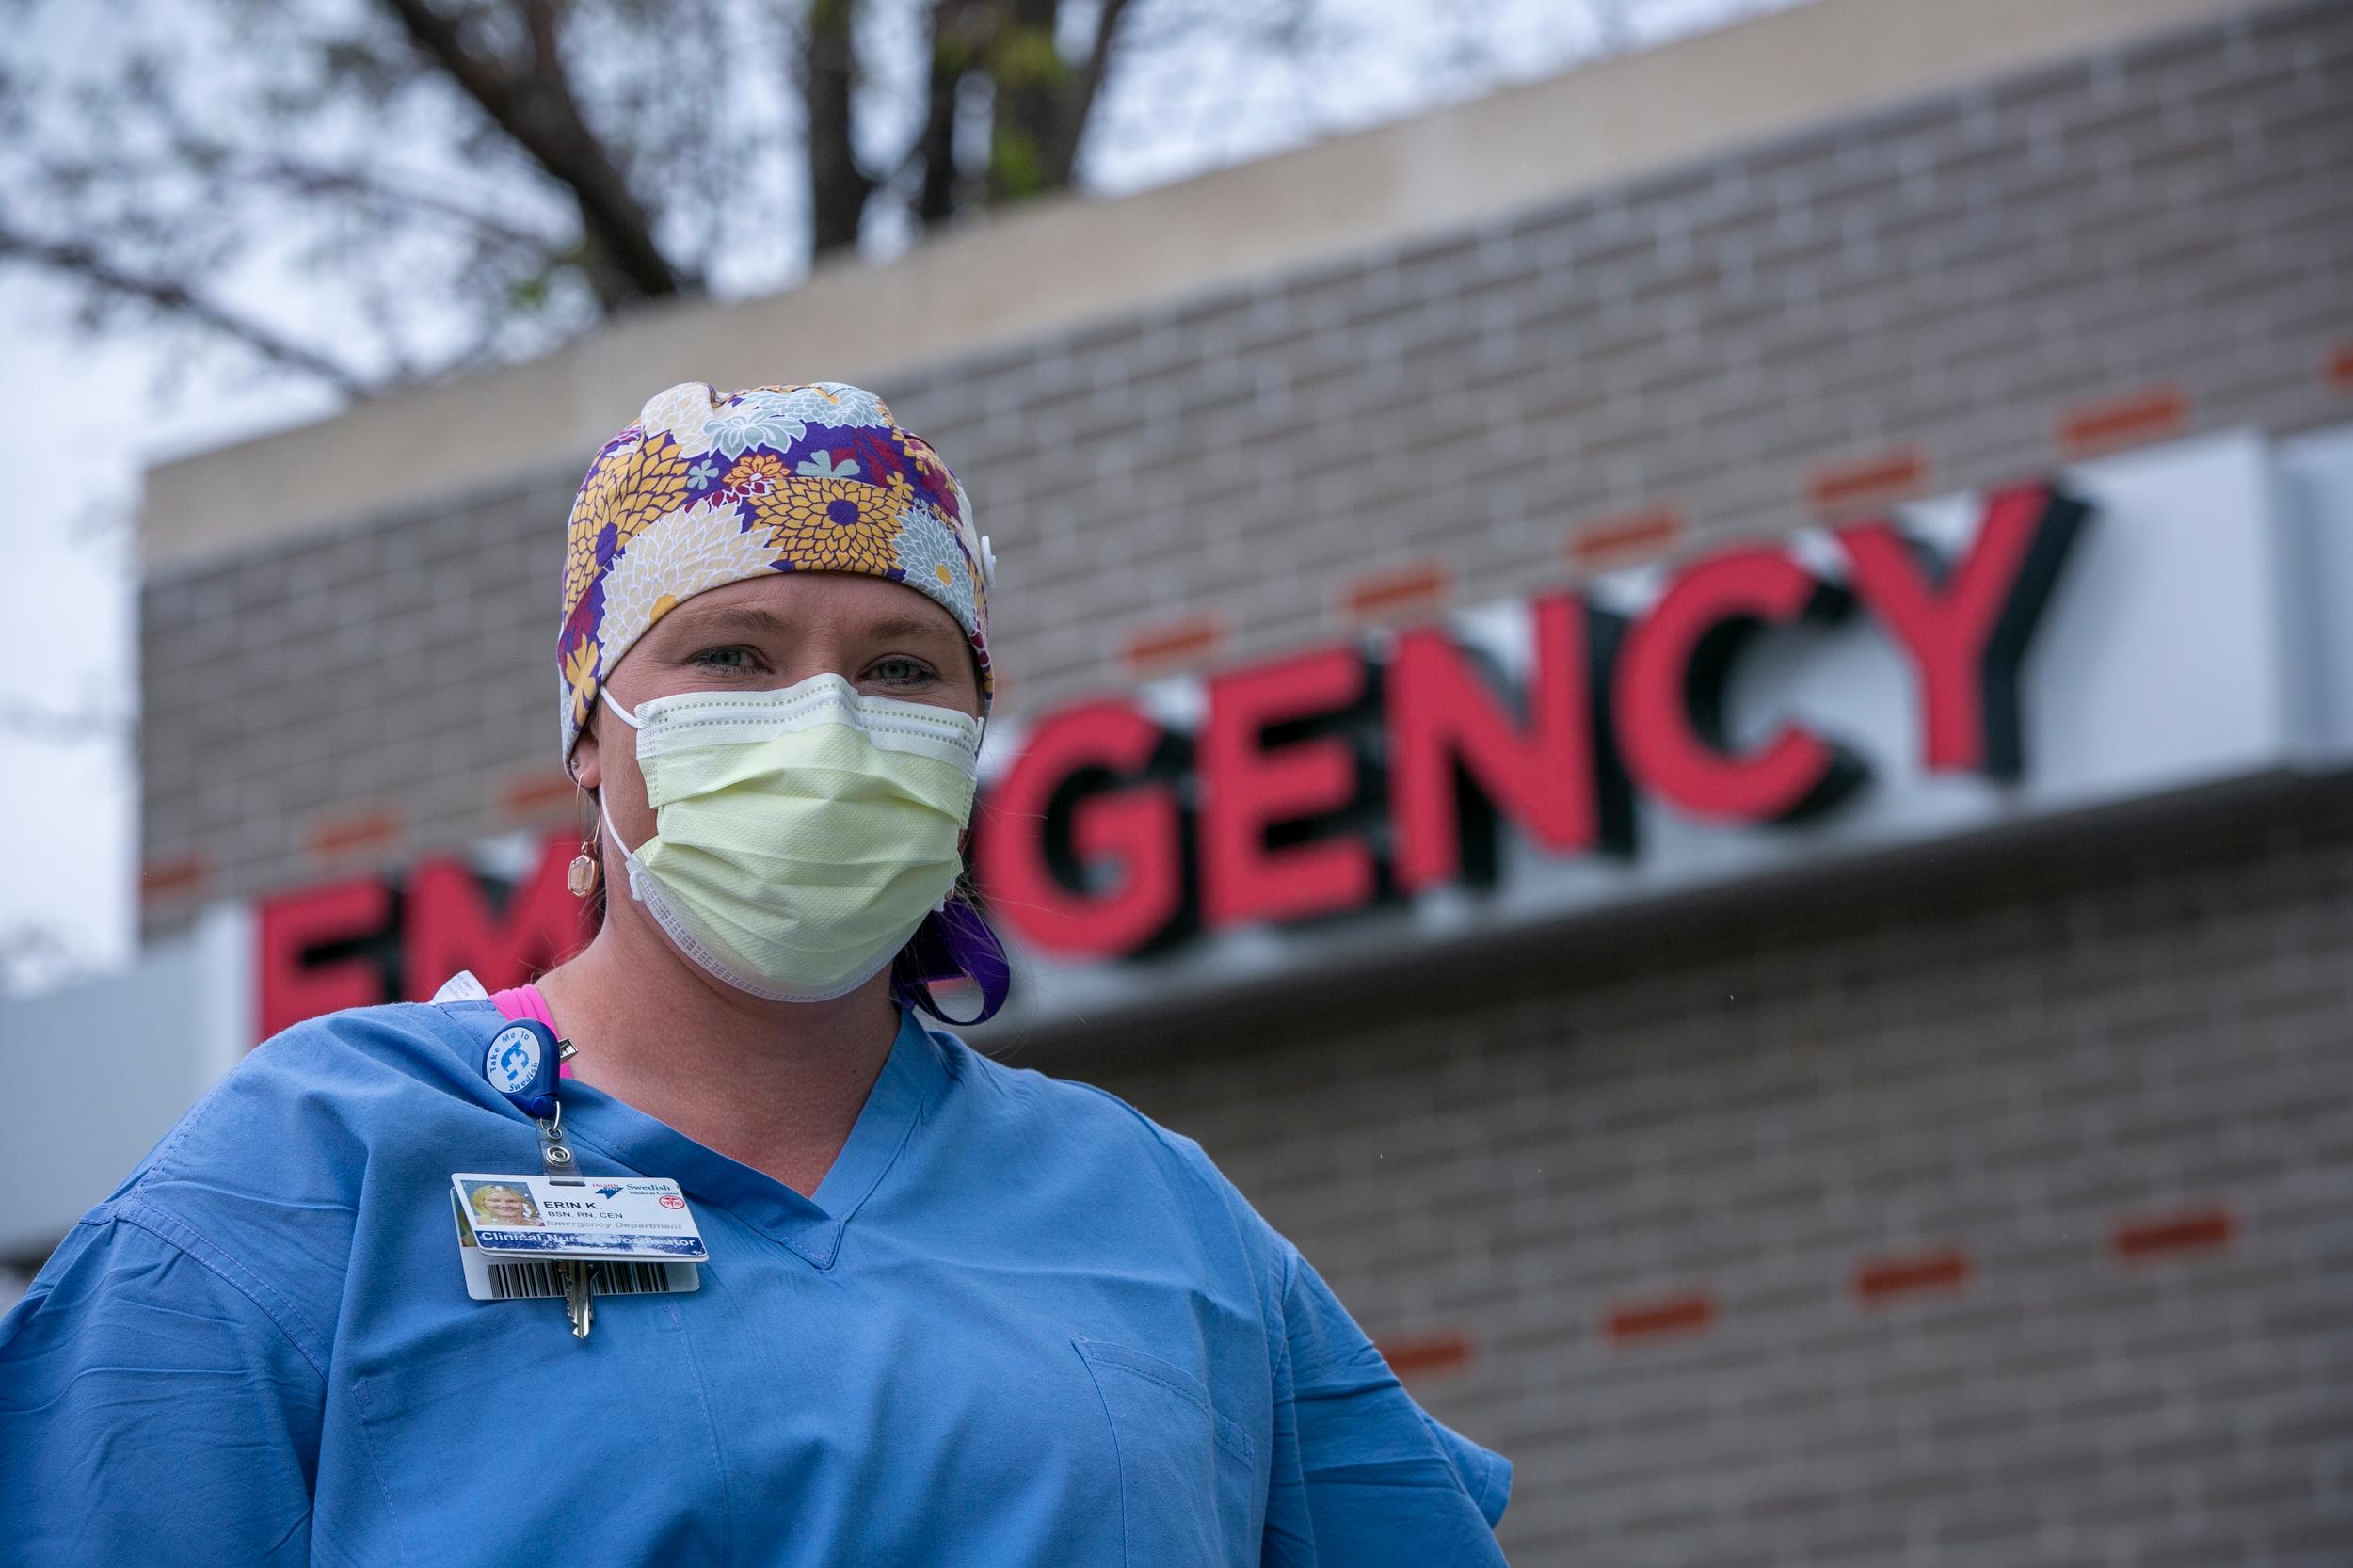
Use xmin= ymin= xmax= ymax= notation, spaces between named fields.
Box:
xmin=0 ymin=995 xmax=1510 ymax=1565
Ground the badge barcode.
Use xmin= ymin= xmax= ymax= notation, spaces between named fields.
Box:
xmin=484 ymin=1259 xmax=681 ymax=1300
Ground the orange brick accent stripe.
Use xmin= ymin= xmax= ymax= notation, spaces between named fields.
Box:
xmin=2328 ymin=342 xmax=2353 ymax=394
xmin=306 ymin=804 xmax=405 ymax=860
xmin=1852 ymin=1246 xmax=1972 ymax=1304
xmin=1570 ymin=507 xmax=1684 ymax=569
xmin=1379 ymin=1331 xmax=1474 ymax=1382
xmin=139 ymin=851 xmax=215 ymax=904
xmin=1123 ymin=613 xmax=1228 ymax=675
xmin=2057 ymin=384 xmax=2188 ymax=456
xmin=502 ymin=767 xmax=581 ymax=822
xmin=1604 ymin=1289 xmax=1717 ymax=1346
xmin=1807 ymin=446 xmax=1929 ymax=517
xmin=2112 ymin=1206 xmax=2235 ymax=1262
xmin=1340 ymin=560 xmax=1452 ymax=622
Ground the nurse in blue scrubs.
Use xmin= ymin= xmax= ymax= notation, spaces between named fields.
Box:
xmin=0 ymin=382 xmax=1512 ymax=1566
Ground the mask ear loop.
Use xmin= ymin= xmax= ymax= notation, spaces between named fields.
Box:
xmin=567 ymin=690 xmax=643 ymax=899
xmin=896 ymin=692 xmax=999 ymax=1026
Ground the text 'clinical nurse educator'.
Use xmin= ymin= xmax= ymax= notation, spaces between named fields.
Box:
xmin=0 ymin=382 xmax=1513 ymax=1566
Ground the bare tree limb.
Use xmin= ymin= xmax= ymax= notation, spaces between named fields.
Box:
xmin=913 ymin=0 xmax=989 ymax=227
xmin=1057 ymin=0 xmax=1135 ymax=176
xmin=0 ymin=219 xmax=370 ymax=394
xmin=242 ymin=153 xmax=562 ymax=252
xmin=46 ymin=145 xmax=564 ymax=257
xmin=806 ymin=0 xmax=872 ymax=255
xmin=374 ymin=0 xmax=685 ymax=305
xmin=981 ymin=0 xmax=1061 ymax=203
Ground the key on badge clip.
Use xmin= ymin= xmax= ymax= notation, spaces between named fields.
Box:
xmin=563 ymin=1260 xmax=594 ymax=1338
xmin=537 ymin=1095 xmax=594 ymax=1341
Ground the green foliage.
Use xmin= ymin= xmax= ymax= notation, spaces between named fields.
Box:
xmin=987 ymin=24 xmax=1067 ymax=91
xmin=989 ymin=124 xmax=1047 ymax=200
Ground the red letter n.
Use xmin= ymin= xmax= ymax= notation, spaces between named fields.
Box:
xmin=1388 ymin=594 xmax=1628 ymax=893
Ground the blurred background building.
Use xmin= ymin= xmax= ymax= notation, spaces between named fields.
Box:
xmin=6 ymin=0 xmax=2352 ymax=1560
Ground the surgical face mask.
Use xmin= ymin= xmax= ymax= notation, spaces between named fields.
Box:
xmin=600 ymin=674 xmax=983 ymax=1003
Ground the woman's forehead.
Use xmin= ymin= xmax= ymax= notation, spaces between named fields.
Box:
xmin=652 ymin=571 xmax=967 ymax=647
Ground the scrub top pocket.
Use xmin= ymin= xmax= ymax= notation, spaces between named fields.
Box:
xmin=1074 ymin=1337 xmax=1258 ymax=1568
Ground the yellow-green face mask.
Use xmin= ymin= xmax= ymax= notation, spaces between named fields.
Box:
xmin=600 ymin=675 xmax=983 ymax=1002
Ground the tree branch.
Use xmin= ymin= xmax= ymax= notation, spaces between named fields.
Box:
xmin=805 ymin=0 xmax=872 ymax=256
xmin=40 ymin=145 xmax=565 ymax=256
xmin=0 ymin=220 xmax=370 ymax=395
xmin=912 ymin=0 xmax=990 ymax=227
xmin=980 ymin=0 xmax=1062 ymax=204
xmin=1058 ymin=0 xmax=1135 ymax=177
xmin=243 ymin=153 xmax=562 ymax=252
xmin=374 ymin=0 xmax=685 ymax=306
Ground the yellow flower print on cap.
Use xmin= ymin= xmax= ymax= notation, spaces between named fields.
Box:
xmin=562 ymin=635 xmax=601 ymax=731
xmin=563 ymin=430 xmax=691 ymax=619
xmin=747 ymin=475 xmax=902 ymax=576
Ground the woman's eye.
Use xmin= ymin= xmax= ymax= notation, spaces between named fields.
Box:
xmin=871 ymin=656 xmax=935 ymax=686
xmin=691 ymin=646 xmax=755 ymax=671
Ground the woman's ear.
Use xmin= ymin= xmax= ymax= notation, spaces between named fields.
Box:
xmin=571 ymin=712 xmax=602 ymax=792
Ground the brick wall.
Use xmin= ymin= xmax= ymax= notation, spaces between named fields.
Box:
xmin=1068 ymin=784 xmax=2353 ymax=1563
xmin=135 ymin=3 xmax=2353 ymax=1562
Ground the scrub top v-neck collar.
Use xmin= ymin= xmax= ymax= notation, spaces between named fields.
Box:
xmin=448 ymin=1001 xmax=946 ymax=1270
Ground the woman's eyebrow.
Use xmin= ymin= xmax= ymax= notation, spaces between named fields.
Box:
xmin=660 ymin=603 xmax=961 ymax=650
xmin=663 ymin=605 xmax=795 ymax=642
xmin=861 ymin=615 xmax=966 ymax=648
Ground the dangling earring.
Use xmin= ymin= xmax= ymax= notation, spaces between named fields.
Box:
xmin=568 ymin=792 xmax=601 ymax=899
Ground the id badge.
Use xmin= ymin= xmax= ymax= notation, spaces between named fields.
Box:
xmin=451 ymin=1174 xmax=705 ymax=1303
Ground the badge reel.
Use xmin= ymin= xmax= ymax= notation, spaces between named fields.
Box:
xmin=454 ymin=1019 xmax=707 ymax=1340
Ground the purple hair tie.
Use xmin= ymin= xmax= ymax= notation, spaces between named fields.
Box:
xmin=893 ymin=896 xmax=1012 ymax=1026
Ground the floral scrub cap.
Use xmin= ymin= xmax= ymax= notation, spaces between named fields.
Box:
xmin=559 ymin=380 xmax=995 ymax=766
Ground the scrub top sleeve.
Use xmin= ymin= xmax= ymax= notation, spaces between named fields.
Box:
xmin=0 ymin=1209 xmax=325 ymax=1568
xmin=1261 ymin=1241 xmax=1512 ymax=1566
xmin=1418 ymin=1408 xmax=1514 ymax=1528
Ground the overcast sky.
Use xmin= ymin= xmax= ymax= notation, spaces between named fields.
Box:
xmin=0 ymin=268 xmax=344 ymax=991
xmin=0 ymin=0 xmax=1790 ymax=995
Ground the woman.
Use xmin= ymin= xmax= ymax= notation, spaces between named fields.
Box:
xmin=0 ymin=383 xmax=1511 ymax=1565
xmin=466 ymin=1182 xmax=542 ymax=1227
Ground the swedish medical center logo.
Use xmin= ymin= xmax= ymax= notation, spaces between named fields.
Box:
xmin=484 ymin=1025 xmax=543 ymax=1095
xmin=596 ymin=1185 xmax=625 ymax=1199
